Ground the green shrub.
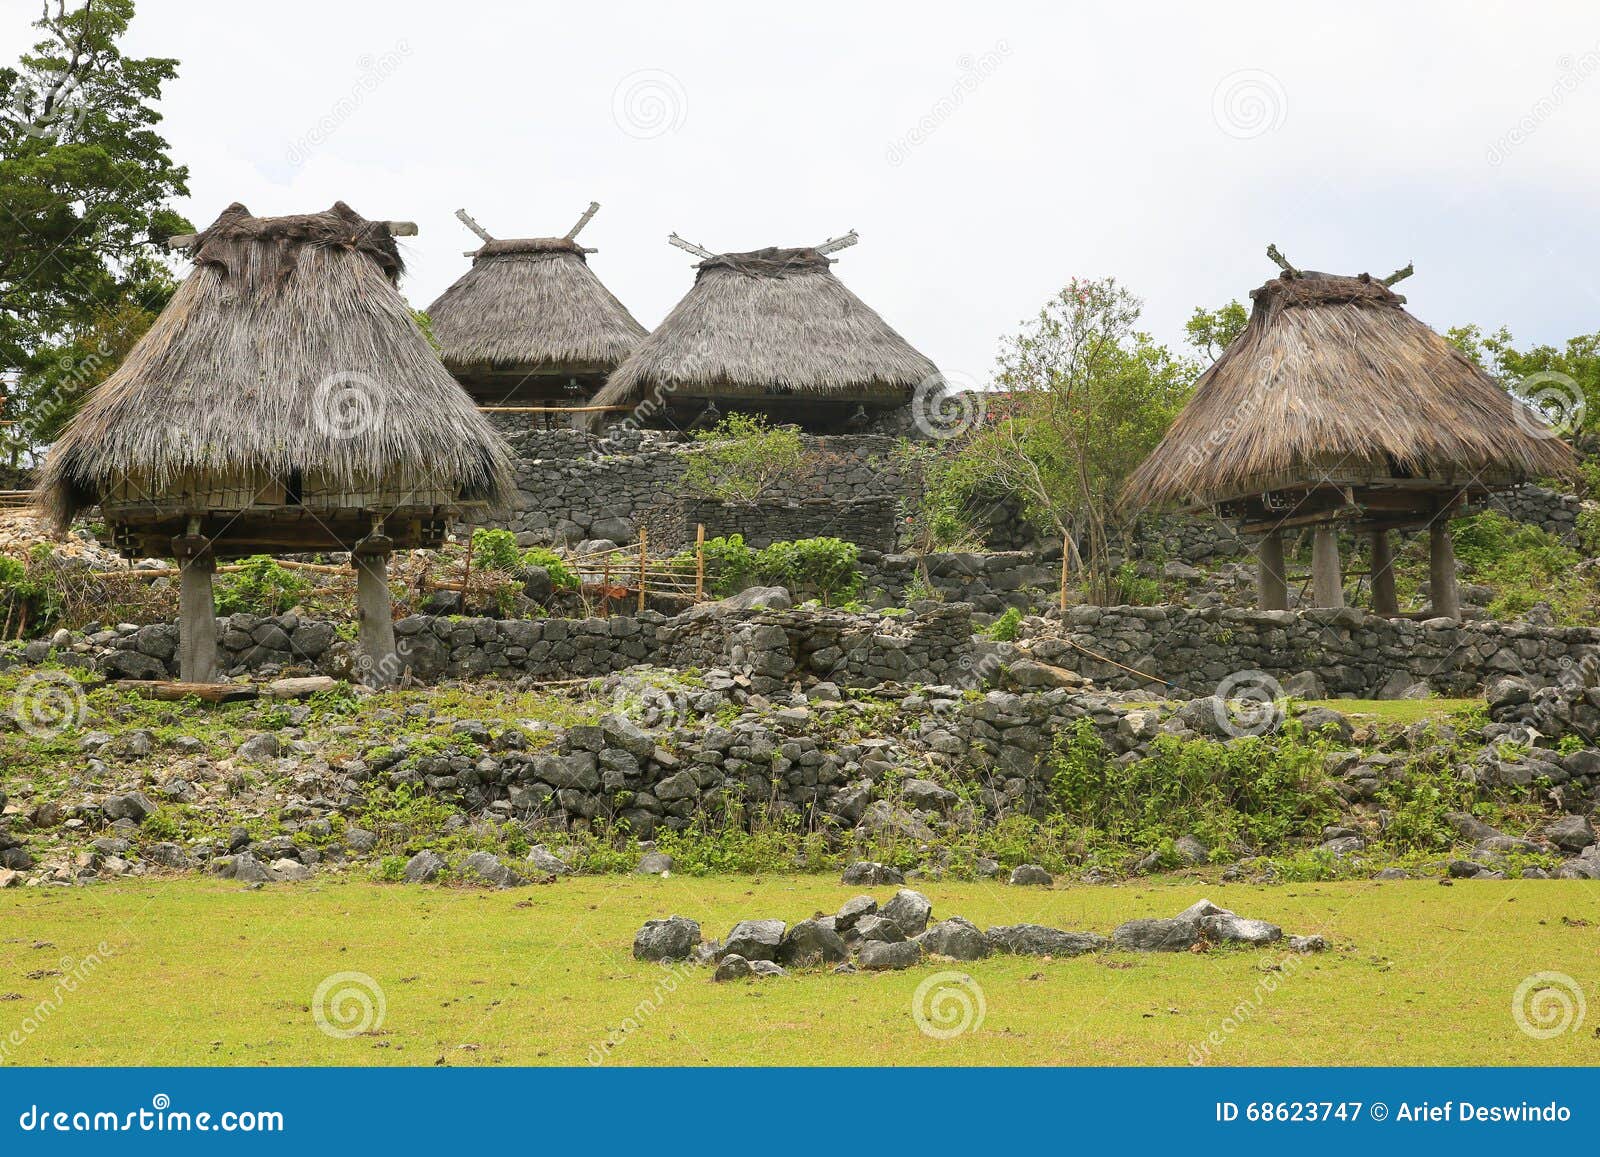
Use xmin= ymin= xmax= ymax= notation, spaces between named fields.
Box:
xmin=470 ymin=528 xmax=521 ymax=573
xmin=693 ymin=534 xmax=757 ymax=597
xmin=214 ymin=556 xmax=311 ymax=616
xmin=372 ymin=855 xmax=409 ymax=883
xmin=985 ymin=606 xmax=1023 ymax=641
xmin=755 ymin=537 xmax=860 ymax=605
xmin=519 ymin=547 xmax=579 ymax=592
xmin=683 ymin=412 xmax=808 ymax=504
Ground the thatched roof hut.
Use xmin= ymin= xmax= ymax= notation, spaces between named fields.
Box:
xmin=590 ymin=231 xmax=937 ymax=432
xmin=39 ymin=201 xmax=512 ymax=558
xmin=1125 ymin=251 xmax=1573 ymax=617
xmin=38 ymin=200 xmax=514 ymax=684
xmin=425 ymin=204 xmax=647 ymax=407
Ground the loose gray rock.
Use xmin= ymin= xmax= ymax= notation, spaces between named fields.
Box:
xmin=343 ymin=827 xmax=378 ymax=854
xmin=403 ymin=849 xmax=446 ymax=883
xmin=634 ymin=915 xmax=701 ymax=962
xmin=1173 ymin=835 xmax=1209 ymax=865
xmin=526 ymin=844 xmax=572 ymax=876
xmin=833 ymin=895 xmax=878 ymax=934
xmin=748 ymin=960 xmax=787 ymax=978
xmin=880 ymin=889 xmax=933 ymax=937
xmin=1008 ymin=864 xmax=1053 ymax=887
xmin=986 ymin=924 xmax=1107 ymax=957
xmin=853 ymin=914 xmax=907 ymax=943
xmin=777 ymin=918 xmax=849 ymax=967
xmin=462 ymin=851 xmax=526 ymax=888
xmin=635 ymin=851 xmax=674 ymax=875
xmin=713 ymin=954 xmax=752 ymax=981
xmin=840 ymin=861 xmax=903 ymax=886
xmin=1111 ymin=916 xmax=1202 ymax=952
xmin=723 ymin=918 xmax=785 ymax=962
xmin=1200 ymin=913 xmax=1283 ymax=946
xmin=917 ymin=916 xmax=989 ymax=961
xmin=236 ymin=733 xmax=280 ymax=762
xmin=1546 ymin=815 xmax=1596 ymax=853
xmin=269 ymin=858 xmax=312 ymax=883
xmin=858 ymin=940 xmax=922 ymax=971
xmin=215 ymin=852 xmax=271 ymax=883
xmin=101 ymin=792 xmax=156 ymax=823
xmin=1288 ymin=935 xmax=1329 ymax=953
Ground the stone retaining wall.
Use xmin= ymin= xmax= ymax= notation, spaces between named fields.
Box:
xmin=685 ymin=496 xmax=899 ymax=551
xmin=1031 ymin=605 xmax=1600 ymax=697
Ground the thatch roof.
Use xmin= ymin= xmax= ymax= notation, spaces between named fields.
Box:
xmin=425 ymin=233 xmax=646 ymax=374
xmin=38 ymin=201 xmax=513 ymax=531
xmin=1125 ymin=267 xmax=1574 ymax=512
xmin=590 ymin=240 xmax=938 ymax=412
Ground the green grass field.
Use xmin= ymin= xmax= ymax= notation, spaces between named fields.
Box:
xmin=2 ymin=875 xmax=1595 ymax=1066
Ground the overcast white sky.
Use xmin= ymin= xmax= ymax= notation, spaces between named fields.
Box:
xmin=8 ymin=0 xmax=1600 ymax=386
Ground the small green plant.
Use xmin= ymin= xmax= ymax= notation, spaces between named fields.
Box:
xmin=372 ymin=855 xmax=409 ymax=883
xmin=470 ymin=528 xmax=522 ymax=573
xmin=683 ymin=534 xmax=756 ymax=597
xmin=519 ymin=547 xmax=580 ymax=592
xmin=985 ymin=606 xmax=1023 ymax=641
xmin=214 ymin=556 xmax=310 ymax=616
xmin=1113 ymin=563 xmax=1160 ymax=606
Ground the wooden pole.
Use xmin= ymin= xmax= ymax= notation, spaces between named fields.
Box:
xmin=178 ymin=553 xmax=219 ymax=683
xmin=637 ymin=528 xmax=648 ymax=613
xmin=354 ymin=547 xmax=398 ymax=687
xmin=1311 ymin=525 xmax=1344 ymax=608
xmin=1369 ymin=528 xmax=1399 ymax=616
xmin=1429 ymin=520 xmax=1460 ymax=619
xmin=695 ymin=523 xmax=706 ymax=601
xmin=1059 ymin=534 xmax=1069 ymax=611
xmin=1257 ymin=529 xmax=1288 ymax=611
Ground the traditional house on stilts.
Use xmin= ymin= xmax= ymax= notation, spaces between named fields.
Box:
xmin=425 ymin=204 xmax=647 ymax=416
xmin=589 ymin=231 xmax=938 ymax=433
xmin=1125 ymin=247 xmax=1573 ymax=618
xmin=37 ymin=202 xmax=512 ymax=685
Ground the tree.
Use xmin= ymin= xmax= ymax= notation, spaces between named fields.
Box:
xmin=969 ymin=277 xmax=1194 ymax=603
xmin=0 ymin=0 xmax=189 ymax=459
xmin=682 ymin=412 xmax=811 ymax=505
xmin=1184 ymin=300 xmax=1248 ymax=361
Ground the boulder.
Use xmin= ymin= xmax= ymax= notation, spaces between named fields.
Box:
xmin=902 ymin=778 xmax=958 ymax=812
xmin=1173 ymin=835 xmax=1209 ymax=865
xmin=853 ymin=914 xmax=907 ymax=943
xmin=1546 ymin=815 xmax=1596 ymax=853
xmin=840 ymin=861 xmax=903 ymax=886
xmin=236 ymin=733 xmax=281 ymax=762
xmin=403 ymin=849 xmax=446 ymax=883
xmin=916 ymin=917 xmax=989 ymax=961
xmin=1112 ymin=916 xmax=1202 ymax=952
xmin=833 ymin=895 xmax=878 ymax=934
xmin=633 ymin=916 xmax=701 ymax=962
xmin=858 ymin=940 xmax=923 ymax=971
xmin=1199 ymin=913 xmax=1282 ymax=946
xmin=713 ymin=954 xmax=752 ymax=981
xmin=635 ymin=851 xmax=674 ymax=875
xmin=269 ymin=858 xmax=312 ymax=883
xmin=1288 ymin=935 xmax=1329 ymax=953
xmin=462 ymin=851 xmax=526 ymax=888
xmin=880 ymin=889 xmax=933 ymax=937
xmin=1008 ymin=864 xmax=1053 ymax=887
xmin=723 ymin=919 xmax=785 ymax=962
xmin=101 ymin=792 xmax=156 ymax=823
xmin=985 ymin=924 xmax=1107 ymax=957
xmin=776 ymin=918 xmax=849 ymax=967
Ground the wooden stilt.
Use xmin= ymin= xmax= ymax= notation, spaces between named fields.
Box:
xmin=1311 ymin=525 xmax=1344 ymax=608
xmin=173 ymin=518 xmax=218 ymax=684
xmin=178 ymin=553 xmax=219 ymax=683
xmin=1256 ymin=530 xmax=1288 ymax=611
xmin=1369 ymin=528 xmax=1399 ymax=616
xmin=1429 ymin=520 xmax=1460 ymax=619
xmin=354 ymin=522 xmax=398 ymax=686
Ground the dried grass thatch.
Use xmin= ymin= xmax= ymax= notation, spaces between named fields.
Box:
xmin=37 ymin=202 xmax=513 ymax=533
xmin=590 ymin=245 xmax=937 ymax=414
xmin=425 ymin=236 xmax=646 ymax=373
xmin=1125 ymin=270 xmax=1574 ymax=511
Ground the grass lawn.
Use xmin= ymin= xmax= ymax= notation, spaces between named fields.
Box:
xmin=2 ymin=875 xmax=1596 ymax=1067
xmin=1301 ymin=698 xmax=1482 ymax=726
